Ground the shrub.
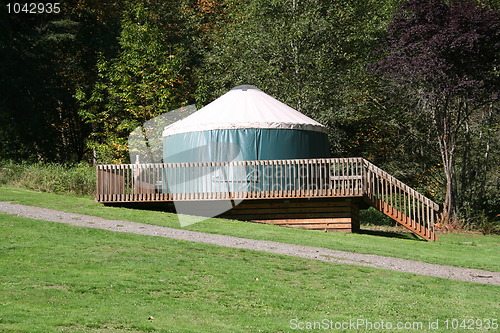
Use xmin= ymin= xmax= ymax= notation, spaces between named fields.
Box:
xmin=359 ymin=207 xmax=395 ymax=227
xmin=474 ymin=212 xmax=500 ymax=235
xmin=0 ymin=161 xmax=95 ymax=196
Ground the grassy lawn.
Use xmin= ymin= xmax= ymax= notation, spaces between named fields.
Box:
xmin=1 ymin=213 xmax=499 ymax=333
xmin=0 ymin=187 xmax=499 ymax=272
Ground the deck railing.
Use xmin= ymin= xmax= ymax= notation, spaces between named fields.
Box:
xmin=96 ymin=157 xmax=440 ymax=240
xmin=363 ymin=160 xmax=439 ymax=240
xmin=96 ymin=158 xmax=364 ymax=202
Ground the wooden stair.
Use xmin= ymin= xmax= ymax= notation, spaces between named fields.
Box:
xmin=363 ymin=160 xmax=440 ymax=241
xmin=367 ymin=197 xmax=438 ymax=241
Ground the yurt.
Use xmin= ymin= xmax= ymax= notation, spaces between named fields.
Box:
xmin=162 ymin=85 xmax=330 ymax=163
xmin=162 ymin=85 xmax=330 ymax=195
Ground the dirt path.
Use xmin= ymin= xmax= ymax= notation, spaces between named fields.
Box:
xmin=1 ymin=201 xmax=498 ymax=285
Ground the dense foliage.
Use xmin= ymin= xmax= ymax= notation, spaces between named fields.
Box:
xmin=0 ymin=0 xmax=498 ymax=226
xmin=0 ymin=161 xmax=95 ymax=195
xmin=371 ymin=0 xmax=499 ymax=223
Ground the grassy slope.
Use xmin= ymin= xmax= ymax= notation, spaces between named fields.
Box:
xmin=1 ymin=214 xmax=498 ymax=333
xmin=0 ymin=187 xmax=499 ymax=272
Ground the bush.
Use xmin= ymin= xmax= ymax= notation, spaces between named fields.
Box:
xmin=474 ymin=211 xmax=500 ymax=235
xmin=359 ymin=207 xmax=395 ymax=227
xmin=0 ymin=161 xmax=95 ymax=196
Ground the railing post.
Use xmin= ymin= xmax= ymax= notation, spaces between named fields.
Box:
xmin=95 ymin=165 xmax=100 ymax=202
xmin=361 ymin=159 xmax=366 ymax=197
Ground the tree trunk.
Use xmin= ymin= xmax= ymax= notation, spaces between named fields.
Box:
xmin=442 ymin=153 xmax=456 ymax=223
xmin=433 ymin=95 xmax=458 ymax=224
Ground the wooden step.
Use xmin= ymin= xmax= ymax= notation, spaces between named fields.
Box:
xmin=367 ymin=197 xmax=437 ymax=241
xmin=251 ymin=218 xmax=353 ymax=232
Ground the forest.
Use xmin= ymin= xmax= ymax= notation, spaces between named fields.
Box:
xmin=0 ymin=0 xmax=498 ymax=228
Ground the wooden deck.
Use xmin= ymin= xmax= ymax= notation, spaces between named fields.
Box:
xmin=96 ymin=158 xmax=440 ymax=241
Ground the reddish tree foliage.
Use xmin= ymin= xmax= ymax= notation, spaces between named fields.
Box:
xmin=373 ymin=0 xmax=498 ymax=99
xmin=371 ymin=0 xmax=499 ymax=223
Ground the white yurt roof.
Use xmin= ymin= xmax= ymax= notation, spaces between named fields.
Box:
xmin=162 ymin=85 xmax=326 ymax=137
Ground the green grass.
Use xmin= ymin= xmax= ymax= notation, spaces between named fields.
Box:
xmin=0 ymin=187 xmax=499 ymax=272
xmin=1 ymin=213 xmax=499 ymax=332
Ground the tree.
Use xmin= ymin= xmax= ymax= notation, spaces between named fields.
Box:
xmin=0 ymin=0 xmax=123 ymax=162
xmin=0 ymin=1 xmax=67 ymax=161
xmin=79 ymin=0 xmax=195 ymax=163
xmin=196 ymin=0 xmax=399 ymax=157
xmin=371 ymin=0 xmax=499 ymax=223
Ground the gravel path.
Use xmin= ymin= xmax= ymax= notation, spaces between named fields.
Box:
xmin=1 ymin=201 xmax=498 ymax=285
